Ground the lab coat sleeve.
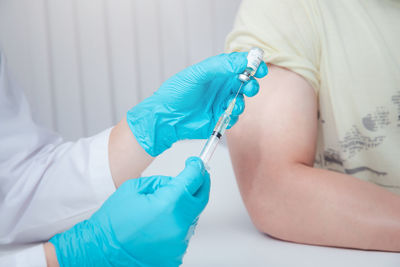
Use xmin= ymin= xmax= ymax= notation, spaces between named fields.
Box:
xmin=0 ymin=245 xmax=46 ymax=267
xmin=0 ymin=52 xmax=116 ymax=246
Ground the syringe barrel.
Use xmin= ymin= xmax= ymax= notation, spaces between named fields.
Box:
xmin=214 ymin=111 xmax=231 ymax=136
xmin=199 ymin=112 xmax=231 ymax=166
xmin=199 ymin=134 xmax=220 ymax=166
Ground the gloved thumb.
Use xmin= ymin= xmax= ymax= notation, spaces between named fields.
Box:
xmin=127 ymin=175 xmax=172 ymax=195
xmin=175 ymin=157 xmax=208 ymax=196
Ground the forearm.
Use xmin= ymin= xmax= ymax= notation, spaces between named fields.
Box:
xmin=246 ymin=163 xmax=400 ymax=251
xmin=44 ymin=243 xmax=59 ymax=267
xmin=108 ymin=118 xmax=154 ymax=188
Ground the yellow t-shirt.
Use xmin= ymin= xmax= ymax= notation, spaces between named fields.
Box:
xmin=226 ymin=0 xmax=400 ymax=193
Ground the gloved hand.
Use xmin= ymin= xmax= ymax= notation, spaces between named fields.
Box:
xmin=50 ymin=157 xmax=210 ymax=267
xmin=127 ymin=52 xmax=268 ymax=156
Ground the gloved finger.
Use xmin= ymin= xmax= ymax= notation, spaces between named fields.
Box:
xmin=254 ymin=61 xmax=268 ymax=78
xmin=125 ymin=176 xmax=172 ymax=195
xmin=193 ymin=52 xmax=248 ymax=80
xmin=190 ymin=169 xmax=211 ymax=206
xmin=240 ymin=77 xmax=260 ymax=97
xmin=226 ymin=52 xmax=250 ymax=74
xmin=175 ymin=157 xmax=208 ymax=196
xmin=227 ymin=115 xmax=239 ymax=129
xmin=228 ymin=94 xmax=245 ymax=116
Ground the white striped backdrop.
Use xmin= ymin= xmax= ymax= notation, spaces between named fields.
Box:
xmin=0 ymin=0 xmax=241 ymax=140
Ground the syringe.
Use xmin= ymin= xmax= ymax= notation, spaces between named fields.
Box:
xmin=199 ymin=47 xmax=264 ymax=167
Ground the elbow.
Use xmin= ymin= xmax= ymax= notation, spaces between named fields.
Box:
xmin=249 ymin=209 xmax=288 ymax=241
xmin=246 ymin=197 xmax=289 ymax=241
xmin=240 ymin=166 xmax=299 ymax=242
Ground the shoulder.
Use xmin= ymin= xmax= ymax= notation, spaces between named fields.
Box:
xmin=226 ymin=0 xmax=321 ymax=93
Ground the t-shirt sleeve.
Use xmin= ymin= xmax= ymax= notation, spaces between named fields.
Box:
xmin=225 ymin=0 xmax=321 ymax=94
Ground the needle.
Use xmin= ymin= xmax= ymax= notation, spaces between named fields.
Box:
xmin=226 ymin=82 xmax=244 ymax=116
xmin=234 ymin=82 xmax=243 ymax=100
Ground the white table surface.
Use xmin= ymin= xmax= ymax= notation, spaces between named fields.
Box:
xmin=143 ymin=140 xmax=400 ymax=267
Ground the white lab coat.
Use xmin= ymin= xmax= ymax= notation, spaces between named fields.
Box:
xmin=0 ymin=52 xmax=116 ymax=266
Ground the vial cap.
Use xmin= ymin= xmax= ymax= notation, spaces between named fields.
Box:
xmin=247 ymin=47 xmax=264 ymax=72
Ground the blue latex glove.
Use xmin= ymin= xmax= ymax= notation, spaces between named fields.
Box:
xmin=50 ymin=157 xmax=210 ymax=267
xmin=127 ymin=52 xmax=268 ymax=156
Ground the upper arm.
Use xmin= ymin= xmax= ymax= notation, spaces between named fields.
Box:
xmin=227 ymin=64 xmax=318 ymax=206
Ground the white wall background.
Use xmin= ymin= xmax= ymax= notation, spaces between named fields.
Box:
xmin=0 ymin=0 xmax=241 ymax=140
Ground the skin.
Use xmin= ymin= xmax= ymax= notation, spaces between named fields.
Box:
xmin=42 ymin=63 xmax=400 ymax=265
xmin=227 ymin=64 xmax=400 ymax=251
xmin=44 ymin=118 xmax=153 ymax=266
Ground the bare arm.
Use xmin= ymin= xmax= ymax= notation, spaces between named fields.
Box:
xmin=228 ymin=65 xmax=400 ymax=251
xmin=44 ymin=243 xmax=59 ymax=267
xmin=108 ymin=118 xmax=153 ymax=188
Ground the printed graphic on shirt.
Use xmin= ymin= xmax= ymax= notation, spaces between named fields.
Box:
xmin=392 ymin=91 xmax=400 ymax=127
xmin=339 ymin=125 xmax=385 ymax=159
xmin=316 ymin=148 xmax=387 ymax=176
xmin=344 ymin=166 xmax=387 ymax=176
xmin=361 ymin=106 xmax=390 ymax=132
xmin=314 ymin=88 xmax=400 ymax=179
xmin=323 ymin=148 xmax=343 ymax=166
xmin=315 ymin=97 xmax=397 ymax=177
